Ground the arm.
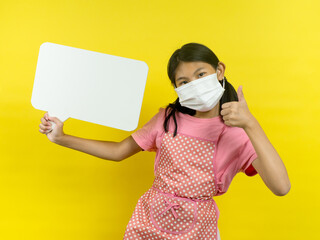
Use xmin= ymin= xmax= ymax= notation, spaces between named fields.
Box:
xmin=244 ymin=117 xmax=291 ymax=196
xmin=39 ymin=112 xmax=142 ymax=162
xmin=41 ymin=113 xmax=142 ymax=161
xmin=54 ymin=135 xmax=142 ymax=162
xmin=220 ymin=85 xmax=291 ymax=196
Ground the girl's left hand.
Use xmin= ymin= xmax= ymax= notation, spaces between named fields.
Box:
xmin=220 ymin=85 xmax=255 ymax=129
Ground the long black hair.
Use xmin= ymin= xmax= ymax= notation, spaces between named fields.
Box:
xmin=164 ymin=42 xmax=238 ymax=137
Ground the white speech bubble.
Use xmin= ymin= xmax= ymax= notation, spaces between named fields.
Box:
xmin=31 ymin=42 xmax=149 ymax=132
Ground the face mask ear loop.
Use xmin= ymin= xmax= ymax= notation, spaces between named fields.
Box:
xmin=222 ymin=77 xmax=225 ymax=89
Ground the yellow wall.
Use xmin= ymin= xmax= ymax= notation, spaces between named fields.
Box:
xmin=0 ymin=0 xmax=319 ymax=239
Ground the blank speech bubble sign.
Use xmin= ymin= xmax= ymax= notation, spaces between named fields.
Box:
xmin=31 ymin=42 xmax=149 ymax=132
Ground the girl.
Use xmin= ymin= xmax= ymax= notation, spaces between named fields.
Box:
xmin=39 ymin=43 xmax=291 ymax=240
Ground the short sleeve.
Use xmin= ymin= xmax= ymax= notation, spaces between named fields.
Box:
xmin=131 ymin=108 xmax=164 ymax=152
xmin=237 ymin=130 xmax=258 ymax=176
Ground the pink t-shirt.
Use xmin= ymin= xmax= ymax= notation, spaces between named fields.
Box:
xmin=131 ymin=107 xmax=258 ymax=196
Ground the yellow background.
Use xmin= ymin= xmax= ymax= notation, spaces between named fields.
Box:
xmin=0 ymin=0 xmax=319 ymax=239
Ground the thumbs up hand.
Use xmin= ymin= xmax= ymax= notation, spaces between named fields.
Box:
xmin=220 ymin=85 xmax=255 ymax=129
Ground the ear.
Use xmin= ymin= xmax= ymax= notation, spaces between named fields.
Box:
xmin=217 ymin=61 xmax=226 ymax=81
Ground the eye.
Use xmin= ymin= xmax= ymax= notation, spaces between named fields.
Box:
xmin=198 ymin=72 xmax=206 ymax=77
xmin=179 ymin=80 xmax=188 ymax=86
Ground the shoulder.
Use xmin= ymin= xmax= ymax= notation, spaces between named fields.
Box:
xmin=155 ymin=107 xmax=166 ymax=121
xmin=140 ymin=107 xmax=167 ymax=129
xmin=157 ymin=107 xmax=171 ymax=121
xmin=223 ymin=125 xmax=248 ymax=140
xmin=220 ymin=126 xmax=249 ymax=150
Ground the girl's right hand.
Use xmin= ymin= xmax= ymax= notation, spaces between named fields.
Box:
xmin=39 ymin=112 xmax=65 ymax=143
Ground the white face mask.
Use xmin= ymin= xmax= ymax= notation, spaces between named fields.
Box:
xmin=174 ymin=73 xmax=225 ymax=112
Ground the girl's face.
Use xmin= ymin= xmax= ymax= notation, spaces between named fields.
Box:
xmin=174 ymin=61 xmax=218 ymax=88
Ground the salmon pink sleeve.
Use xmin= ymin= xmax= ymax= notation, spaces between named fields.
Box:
xmin=237 ymin=130 xmax=258 ymax=176
xmin=131 ymin=108 xmax=164 ymax=152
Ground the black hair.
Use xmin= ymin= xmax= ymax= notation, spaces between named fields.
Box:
xmin=164 ymin=42 xmax=238 ymax=137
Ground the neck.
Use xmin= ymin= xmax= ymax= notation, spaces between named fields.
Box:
xmin=194 ymin=104 xmax=220 ymax=119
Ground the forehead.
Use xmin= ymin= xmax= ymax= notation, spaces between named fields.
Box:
xmin=175 ymin=61 xmax=213 ymax=79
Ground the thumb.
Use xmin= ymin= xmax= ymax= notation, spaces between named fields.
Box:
xmin=47 ymin=116 xmax=62 ymax=124
xmin=237 ymin=85 xmax=245 ymax=102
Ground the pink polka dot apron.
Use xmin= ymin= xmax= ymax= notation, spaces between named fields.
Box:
xmin=124 ymin=125 xmax=226 ymax=239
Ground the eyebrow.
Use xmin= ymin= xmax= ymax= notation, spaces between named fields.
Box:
xmin=176 ymin=67 xmax=205 ymax=82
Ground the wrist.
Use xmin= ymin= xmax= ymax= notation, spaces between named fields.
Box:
xmin=244 ymin=115 xmax=258 ymax=132
xmin=53 ymin=134 xmax=67 ymax=145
